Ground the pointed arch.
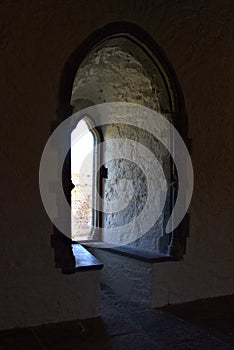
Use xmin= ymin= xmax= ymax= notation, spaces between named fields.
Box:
xmin=53 ymin=22 xmax=190 ymax=273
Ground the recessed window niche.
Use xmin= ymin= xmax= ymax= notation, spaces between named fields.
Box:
xmin=54 ymin=23 xmax=189 ymax=274
xmin=70 ymin=35 xmax=177 ymax=254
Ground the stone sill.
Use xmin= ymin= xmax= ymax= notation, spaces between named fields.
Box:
xmin=71 ymin=243 xmax=104 ymax=271
xmin=84 ymin=242 xmax=171 ymax=263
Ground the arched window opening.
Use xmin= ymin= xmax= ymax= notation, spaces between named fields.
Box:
xmin=71 ymin=118 xmax=96 ymax=242
xmin=70 ymin=35 xmax=176 ymax=254
xmin=54 ymin=22 xmax=189 ymax=274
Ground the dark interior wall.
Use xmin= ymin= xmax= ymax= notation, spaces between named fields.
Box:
xmin=0 ymin=0 xmax=233 ymax=328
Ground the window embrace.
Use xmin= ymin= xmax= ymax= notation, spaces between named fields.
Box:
xmin=70 ymin=35 xmax=174 ymax=253
xmin=52 ymin=22 xmax=190 ymax=274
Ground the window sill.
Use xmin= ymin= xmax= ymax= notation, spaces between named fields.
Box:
xmin=71 ymin=243 xmax=103 ymax=271
xmin=84 ymin=242 xmax=171 ymax=263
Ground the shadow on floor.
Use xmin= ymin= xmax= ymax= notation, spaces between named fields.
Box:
xmin=0 ymin=288 xmax=233 ymax=350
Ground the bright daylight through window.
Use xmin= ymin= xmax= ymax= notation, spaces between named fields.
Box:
xmin=71 ymin=119 xmax=95 ymax=241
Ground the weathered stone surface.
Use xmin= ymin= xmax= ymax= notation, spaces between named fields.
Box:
xmin=90 ymin=248 xmax=153 ymax=306
xmin=72 ymin=44 xmax=161 ymax=110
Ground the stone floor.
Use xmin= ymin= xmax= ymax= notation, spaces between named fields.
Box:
xmin=0 ymin=288 xmax=233 ymax=350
